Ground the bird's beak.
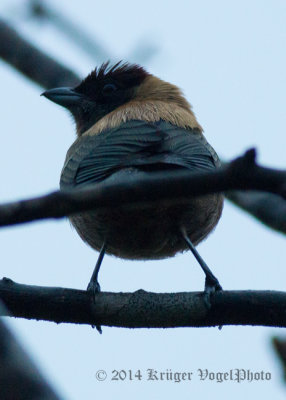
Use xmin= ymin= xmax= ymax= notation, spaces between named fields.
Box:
xmin=41 ymin=87 xmax=84 ymax=108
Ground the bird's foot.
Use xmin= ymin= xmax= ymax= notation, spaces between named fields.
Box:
xmin=87 ymin=280 xmax=102 ymax=334
xmin=203 ymin=275 xmax=223 ymax=309
xmin=87 ymin=280 xmax=101 ymax=298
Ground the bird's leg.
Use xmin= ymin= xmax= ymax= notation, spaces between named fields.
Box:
xmin=87 ymin=242 xmax=106 ymax=334
xmin=87 ymin=242 xmax=106 ymax=295
xmin=181 ymin=228 xmax=222 ymax=306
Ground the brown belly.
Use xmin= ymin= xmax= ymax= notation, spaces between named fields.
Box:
xmin=70 ymin=194 xmax=224 ymax=260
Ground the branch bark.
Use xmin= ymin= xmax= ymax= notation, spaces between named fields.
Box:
xmin=0 ymin=148 xmax=285 ymax=228
xmin=1 ymin=278 xmax=286 ymax=328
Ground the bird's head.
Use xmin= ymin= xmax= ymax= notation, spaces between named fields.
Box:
xmin=42 ymin=61 xmax=194 ymax=135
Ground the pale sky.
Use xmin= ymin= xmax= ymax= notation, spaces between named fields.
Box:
xmin=1 ymin=1 xmax=286 ymax=399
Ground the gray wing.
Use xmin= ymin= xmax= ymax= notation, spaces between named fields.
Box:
xmin=60 ymin=120 xmax=220 ymax=189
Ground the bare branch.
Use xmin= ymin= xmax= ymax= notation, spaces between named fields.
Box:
xmin=0 ymin=148 xmax=285 ymax=228
xmin=0 ymin=303 xmax=61 ymax=399
xmin=272 ymin=337 xmax=286 ymax=382
xmin=0 ymin=18 xmax=80 ymax=88
xmin=28 ymin=0 xmax=158 ymax=65
xmin=29 ymin=0 xmax=111 ymax=62
xmin=226 ymin=190 xmax=286 ymax=235
xmin=1 ymin=278 xmax=286 ymax=329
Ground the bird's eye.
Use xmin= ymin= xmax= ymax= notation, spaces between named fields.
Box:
xmin=102 ymin=83 xmax=117 ymax=95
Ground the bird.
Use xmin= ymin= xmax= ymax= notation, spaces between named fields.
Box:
xmin=42 ymin=61 xmax=224 ymax=299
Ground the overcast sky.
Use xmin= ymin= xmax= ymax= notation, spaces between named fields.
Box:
xmin=1 ymin=1 xmax=286 ymax=399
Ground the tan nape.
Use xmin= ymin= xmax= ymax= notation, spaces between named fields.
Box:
xmin=83 ymin=75 xmax=203 ymax=136
xmin=135 ymin=75 xmax=192 ymax=110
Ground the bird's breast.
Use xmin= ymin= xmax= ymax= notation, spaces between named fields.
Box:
xmin=69 ymin=192 xmax=223 ymax=260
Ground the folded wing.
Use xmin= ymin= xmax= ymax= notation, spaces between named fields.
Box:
xmin=60 ymin=120 xmax=219 ymax=188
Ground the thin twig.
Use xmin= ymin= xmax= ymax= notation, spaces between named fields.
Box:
xmin=29 ymin=0 xmax=158 ymax=65
xmin=29 ymin=0 xmax=111 ymax=62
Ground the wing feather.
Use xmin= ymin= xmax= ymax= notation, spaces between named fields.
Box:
xmin=60 ymin=120 xmax=219 ymax=188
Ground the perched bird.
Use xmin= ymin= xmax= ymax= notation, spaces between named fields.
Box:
xmin=42 ymin=62 xmax=223 ymax=296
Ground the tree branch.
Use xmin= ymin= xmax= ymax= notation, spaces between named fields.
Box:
xmin=226 ymin=190 xmax=286 ymax=234
xmin=29 ymin=0 xmax=111 ymax=62
xmin=0 ymin=303 xmax=61 ymax=399
xmin=28 ymin=0 xmax=158 ymax=65
xmin=0 ymin=18 xmax=80 ymax=88
xmin=1 ymin=278 xmax=286 ymax=328
xmin=0 ymin=148 xmax=285 ymax=228
xmin=272 ymin=337 xmax=286 ymax=382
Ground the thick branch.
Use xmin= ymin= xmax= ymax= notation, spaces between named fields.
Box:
xmin=0 ymin=19 xmax=80 ymax=88
xmin=0 ymin=149 xmax=285 ymax=228
xmin=1 ymin=278 xmax=286 ymax=328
